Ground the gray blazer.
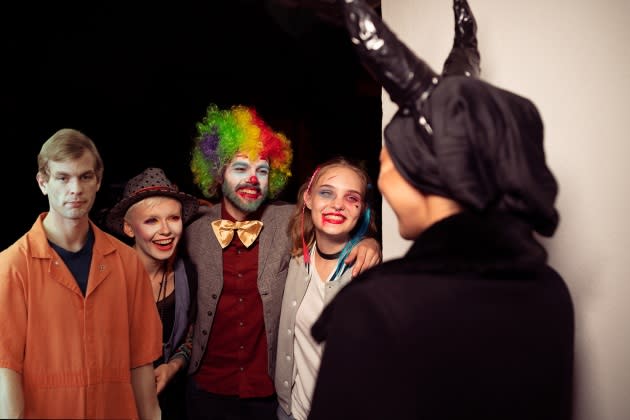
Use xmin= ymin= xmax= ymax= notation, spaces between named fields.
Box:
xmin=185 ymin=201 xmax=294 ymax=378
xmin=275 ymin=255 xmax=353 ymax=416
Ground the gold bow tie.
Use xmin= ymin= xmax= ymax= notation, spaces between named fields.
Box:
xmin=211 ymin=219 xmax=264 ymax=249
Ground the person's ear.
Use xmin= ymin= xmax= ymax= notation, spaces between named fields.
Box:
xmin=303 ymin=190 xmax=313 ymax=210
xmin=36 ymin=172 xmax=48 ymax=195
xmin=122 ymin=221 xmax=135 ymax=238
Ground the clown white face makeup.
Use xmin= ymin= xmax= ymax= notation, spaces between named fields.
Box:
xmin=123 ymin=196 xmax=183 ymax=263
xmin=305 ymin=166 xmax=365 ymax=251
xmin=222 ymin=154 xmax=270 ymax=219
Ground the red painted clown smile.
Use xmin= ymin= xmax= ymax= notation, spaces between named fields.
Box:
xmin=237 ymin=187 xmax=261 ymax=200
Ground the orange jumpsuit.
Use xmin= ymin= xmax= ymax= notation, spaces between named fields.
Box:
xmin=0 ymin=213 xmax=162 ymax=419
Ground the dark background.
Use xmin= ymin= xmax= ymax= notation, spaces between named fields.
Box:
xmin=1 ymin=0 xmax=383 ymax=249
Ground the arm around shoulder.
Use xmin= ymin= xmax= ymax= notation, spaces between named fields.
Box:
xmin=345 ymin=236 xmax=382 ymax=277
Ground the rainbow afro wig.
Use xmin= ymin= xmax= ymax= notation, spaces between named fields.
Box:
xmin=191 ymin=104 xmax=293 ymax=199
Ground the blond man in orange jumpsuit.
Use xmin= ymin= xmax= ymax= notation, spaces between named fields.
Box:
xmin=0 ymin=128 xmax=162 ymax=419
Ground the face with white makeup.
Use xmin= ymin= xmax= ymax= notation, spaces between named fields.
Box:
xmin=123 ymin=196 xmax=184 ymax=265
xmin=220 ymin=153 xmax=270 ymax=220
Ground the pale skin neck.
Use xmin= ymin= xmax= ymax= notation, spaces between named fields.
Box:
xmin=133 ymin=245 xmax=174 ymax=302
xmin=313 ymin=252 xmax=344 ymax=282
xmin=42 ymin=211 xmax=91 ymax=252
xmin=314 ymin=233 xmax=346 ymax=255
xmin=134 ymin=247 xmax=165 ymax=279
xmin=313 ymin=233 xmax=349 ymax=282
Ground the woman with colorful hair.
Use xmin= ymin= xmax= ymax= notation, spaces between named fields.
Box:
xmin=275 ymin=157 xmax=378 ymax=420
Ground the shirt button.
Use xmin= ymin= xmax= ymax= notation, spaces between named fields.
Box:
xmin=240 ymin=345 xmax=244 ymax=350
xmin=286 ymin=355 xmax=291 ymax=361
xmin=287 ymin=329 xmax=292 ymax=336
xmin=207 ymin=311 xmax=213 ymax=316
xmin=212 ymin=294 xmax=218 ymax=299
xmin=239 ymin=321 xmax=244 ymax=327
xmin=291 ymin=300 xmax=297 ymax=306
xmin=283 ymin=381 xmax=289 ymax=387
xmin=237 ymin=273 xmax=243 ymax=278
xmin=239 ymin=297 xmax=244 ymax=302
xmin=202 ymin=330 xmax=208 ymax=335
xmin=240 ymin=367 xmax=244 ymax=371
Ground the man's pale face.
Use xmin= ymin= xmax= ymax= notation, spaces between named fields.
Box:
xmin=37 ymin=153 xmax=101 ymax=221
xmin=221 ymin=154 xmax=270 ymax=217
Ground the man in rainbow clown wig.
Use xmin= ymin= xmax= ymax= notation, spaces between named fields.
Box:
xmin=184 ymin=104 xmax=381 ymax=420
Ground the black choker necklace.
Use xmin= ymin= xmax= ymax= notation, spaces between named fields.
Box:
xmin=316 ymin=243 xmax=342 ymax=260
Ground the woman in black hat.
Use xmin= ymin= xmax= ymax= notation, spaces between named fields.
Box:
xmin=307 ymin=1 xmax=574 ymax=419
xmin=106 ymin=167 xmax=200 ymax=420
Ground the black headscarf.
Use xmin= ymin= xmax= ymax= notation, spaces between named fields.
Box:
xmin=385 ymin=76 xmax=559 ymax=237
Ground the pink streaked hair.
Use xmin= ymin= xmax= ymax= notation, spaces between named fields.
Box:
xmin=301 ymin=166 xmax=321 ymax=264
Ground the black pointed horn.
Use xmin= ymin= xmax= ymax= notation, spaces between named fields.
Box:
xmin=340 ymin=0 xmax=438 ymax=108
xmin=441 ymin=0 xmax=481 ymax=77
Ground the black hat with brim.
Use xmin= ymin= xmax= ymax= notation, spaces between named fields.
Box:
xmin=106 ymin=167 xmax=200 ymax=237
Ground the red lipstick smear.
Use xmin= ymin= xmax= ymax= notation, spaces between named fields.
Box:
xmin=322 ymin=213 xmax=346 ymax=225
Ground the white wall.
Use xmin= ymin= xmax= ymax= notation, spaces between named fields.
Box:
xmin=380 ymin=1 xmax=630 ymax=419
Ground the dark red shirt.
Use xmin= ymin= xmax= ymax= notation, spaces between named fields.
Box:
xmin=195 ymin=208 xmax=273 ymax=398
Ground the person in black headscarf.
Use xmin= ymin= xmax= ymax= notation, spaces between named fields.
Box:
xmin=307 ymin=1 xmax=574 ymax=419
